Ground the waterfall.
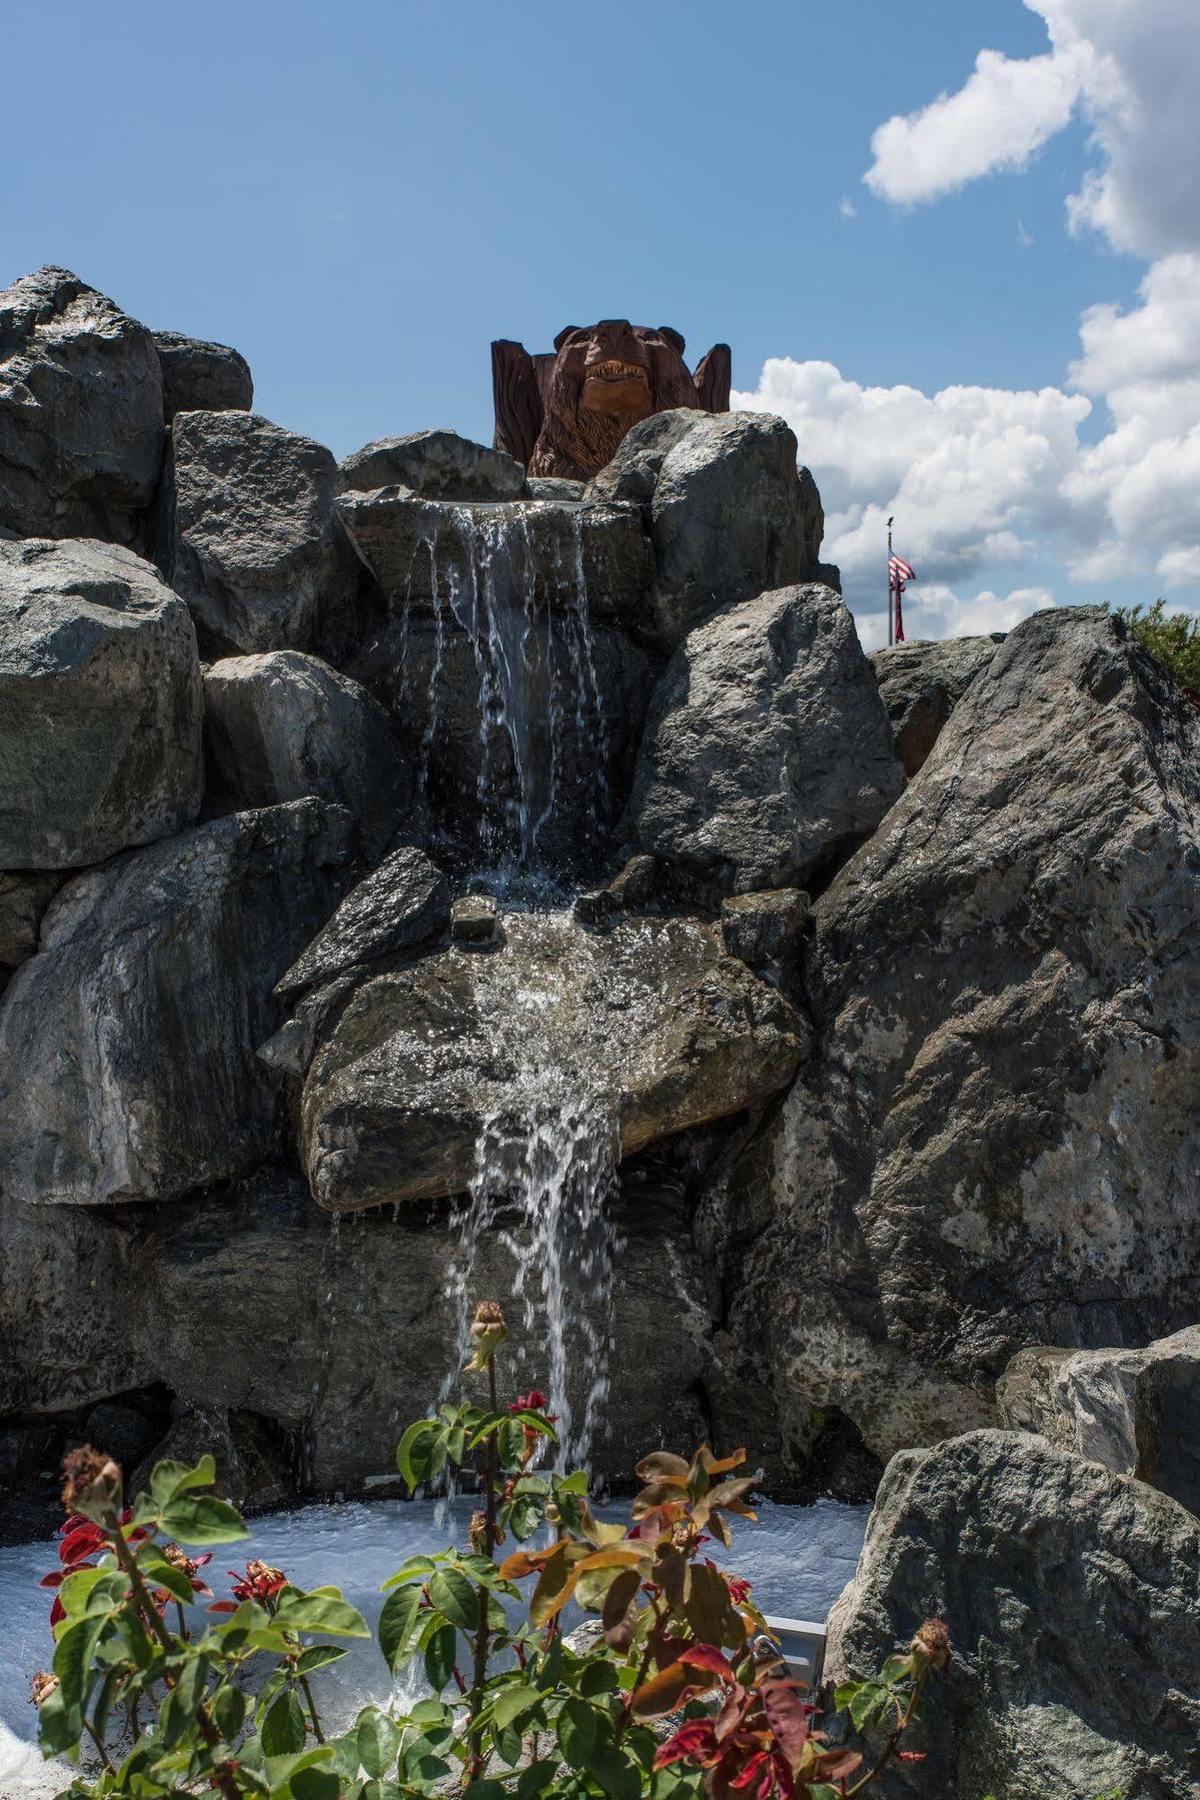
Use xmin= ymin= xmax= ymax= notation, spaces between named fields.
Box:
xmin=434 ymin=912 xmax=625 ymax=1473
xmin=400 ymin=501 xmax=611 ymax=894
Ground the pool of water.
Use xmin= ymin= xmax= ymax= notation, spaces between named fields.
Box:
xmin=0 ymin=1494 xmax=869 ymax=1797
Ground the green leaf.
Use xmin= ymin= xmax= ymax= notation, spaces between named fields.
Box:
xmin=489 ymin=1682 xmax=541 ymax=1731
xmin=380 ymin=1555 xmax=438 ymax=1590
xmin=378 ymin=1585 xmax=426 ymax=1673
xmin=429 ymin=1566 xmax=479 ymax=1631
xmin=396 ymin=1419 xmax=441 ymax=1493
xmin=507 ymin=1494 xmax=544 ymax=1541
xmin=494 ymin=1723 xmax=524 ymax=1767
xmin=578 ymin=1658 xmax=621 ymax=1698
xmin=295 ymin=1644 xmax=350 ymax=1675
xmin=212 ymin=1683 xmax=249 ymax=1740
xmin=518 ymin=1759 xmax=562 ymax=1799
xmin=273 ymin=1590 xmax=370 ymax=1638
xmin=290 ymin=1770 xmax=342 ymax=1800
xmin=262 ymin=1689 xmax=308 ymax=1756
xmin=52 ymin=1615 xmax=104 ymax=1713
xmin=591 ymin=1743 xmax=642 ymax=1800
xmin=136 ymin=1549 xmax=197 ymax=1606
xmin=557 ymin=1696 xmax=600 ymax=1769
xmin=35 ymin=1680 xmax=79 ymax=1758
xmin=424 ymin=1622 xmax=457 ymax=1690
xmin=357 ymin=1707 xmax=402 ymax=1778
xmin=463 ymin=1783 xmax=508 ymax=1800
xmin=159 ymin=1493 xmax=249 ymax=1546
xmin=836 ymin=1679 xmax=889 ymax=1731
xmin=150 ymin=1455 xmax=217 ymax=1510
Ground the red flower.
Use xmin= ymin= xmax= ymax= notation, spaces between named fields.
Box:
xmin=507 ymin=1390 xmax=559 ymax=1424
xmin=209 ymin=1559 xmax=288 ymax=1612
xmin=727 ymin=1574 xmax=753 ymax=1606
xmin=40 ymin=1508 xmax=145 ymax=1626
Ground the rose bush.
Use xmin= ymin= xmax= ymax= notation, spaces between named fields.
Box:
xmin=29 ymin=1302 xmax=944 ymax=1799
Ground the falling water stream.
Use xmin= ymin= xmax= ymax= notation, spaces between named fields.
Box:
xmin=406 ymin=501 xmax=620 ymax=1464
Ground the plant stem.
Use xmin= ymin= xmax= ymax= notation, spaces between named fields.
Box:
xmin=82 ymin=1716 xmax=114 ymax=1772
xmin=298 ymin=1670 xmax=325 ymax=1743
xmin=466 ymin=1353 xmax=502 ymax=1779
xmin=845 ymin=1670 xmax=926 ymax=1797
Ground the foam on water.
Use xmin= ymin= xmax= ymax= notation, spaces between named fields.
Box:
xmin=0 ymin=1494 xmax=869 ymax=1796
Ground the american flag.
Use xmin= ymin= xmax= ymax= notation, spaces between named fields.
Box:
xmin=888 ymin=553 xmax=916 ymax=584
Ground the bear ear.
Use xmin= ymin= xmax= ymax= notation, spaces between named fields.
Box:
xmin=553 ymin=325 xmax=582 ymax=352
xmin=657 ymin=326 xmax=686 ymax=355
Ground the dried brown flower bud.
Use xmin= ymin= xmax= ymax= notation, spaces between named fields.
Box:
xmin=60 ymin=1445 xmax=122 ymax=1520
xmin=30 ymin=1671 xmax=59 ymax=1706
xmin=163 ymin=1543 xmax=200 ymax=1580
xmin=469 ymin=1509 xmax=488 ymax=1554
xmin=467 ymin=1299 xmax=508 ymax=1371
xmin=910 ymin=1617 xmax=951 ymax=1672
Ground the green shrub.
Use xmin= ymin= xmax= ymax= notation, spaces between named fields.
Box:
xmin=32 ymin=1299 xmax=946 ymax=1798
xmin=1113 ymin=599 xmax=1200 ymax=692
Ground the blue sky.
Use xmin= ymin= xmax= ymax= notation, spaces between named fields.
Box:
xmin=3 ymin=0 xmax=1196 ymax=644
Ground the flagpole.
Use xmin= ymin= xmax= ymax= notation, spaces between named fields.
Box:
xmin=887 ymin=516 xmax=894 ymax=647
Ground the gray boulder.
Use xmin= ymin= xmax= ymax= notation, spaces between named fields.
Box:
xmin=0 ymin=266 xmax=164 ymax=542
xmin=998 ymin=1327 xmax=1200 ymax=1516
xmin=871 ymin=634 xmax=1003 ymax=776
xmin=0 ymin=537 xmax=203 ymax=868
xmin=628 ymin=584 xmax=903 ymax=896
xmin=340 ymin=428 xmax=524 ymax=500
xmin=707 ymin=607 xmax=1200 ymax=1470
xmin=0 ymin=800 xmax=353 ymax=1206
xmin=130 ymin=1405 xmax=292 ymax=1513
xmin=203 ymin=650 xmax=411 ymax=858
xmin=588 ymin=410 xmax=824 ymax=649
xmin=825 ymin=1430 xmax=1200 ymax=1800
xmin=156 ymin=409 xmax=359 ymax=655
xmin=296 ymin=910 xmax=808 ymax=1211
xmin=275 ymin=844 xmax=450 ymax=997
xmin=720 ymin=888 xmax=811 ymax=973
xmin=152 ymin=329 xmax=253 ymax=421
xmin=0 ymin=871 xmax=63 ymax=969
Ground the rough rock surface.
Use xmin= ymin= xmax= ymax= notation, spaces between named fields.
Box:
xmin=826 ymin=1430 xmax=1200 ymax=1800
xmin=275 ymin=844 xmax=450 ymax=997
xmin=340 ymin=429 xmax=524 ymax=500
xmin=0 ymin=266 xmax=164 ymax=541
xmin=0 ymin=871 xmax=63 ymax=969
xmin=152 ymin=329 xmax=253 ymax=421
xmin=998 ymin=1327 xmax=1200 ymax=1516
xmin=871 ymin=634 xmax=1003 ymax=776
xmin=297 ymin=910 xmax=808 ymax=1211
xmin=203 ymin=650 xmax=411 ymax=857
xmin=0 ymin=1167 xmax=713 ymax=1493
xmin=0 ymin=537 xmax=203 ymax=868
xmin=156 ymin=410 xmax=358 ymax=654
xmin=130 ymin=1405 xmax=292 ymax=1513
xmin=706 ymin=607 xmax=1200 ymax=1470
xmin=0 ymin=800 xmax=353 ymax=1207
xmin=720 ymin=888 xmax=811 ymax=973
xmin=588 ymin=410 xmax=824 ymax=648
xmin=628 ymin=584 xmax=903 ymax=895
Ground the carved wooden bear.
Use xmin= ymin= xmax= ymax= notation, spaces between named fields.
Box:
xmin=492 ymin=320 xmax=731 ymax=481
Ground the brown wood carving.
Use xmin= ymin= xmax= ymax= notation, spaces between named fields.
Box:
xmin=491 ymin=321 xmax=732 ymax=480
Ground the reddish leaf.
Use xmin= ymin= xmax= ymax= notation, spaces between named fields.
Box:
xmin=653 ymin=1720 xmax=719 ymax=1768
xmin=700 ymin=1447 xmax=748 ymax=1477
xmin=635 ymin=1451 xmax=691 ymax=1482
xmin=602 ymin=1566 xmax=642 ymax=1649
xmin=758 ymin=1676 xmax=813 ymax=1773
xmin=499 ymin=1545 xmax=561 ymax=1580
xmin=679 ymin=1642 xmax=739 ymax=1681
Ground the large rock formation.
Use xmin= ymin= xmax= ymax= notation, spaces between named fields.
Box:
xmin=0 ymin=537 xmax=203 ymax=868
xmin=588 ymin=410 xmax=824 ymax=648
xmin=295 ymin=910 xmax=809 ymax=1211
xmin=826 ymin=1431 xmax=1200 ymax=1799
xmin=628 ymin=583 xmax=903 ymax=895
xmin=275 ymin=844 xmax=450 ymax=997
xmin=0 ymin=266 xmax=164 ymax=542
xmin=706 ymin=607 xmax=1200 ymax=1470
xmin=203 ymin=650 xmax=411 ymax=857
xmin=156 ymin=409 xmax=359 ymax=655
xmin=0 ymin=800 xmax=353 ymax=1207
xmin=152 ymin=329 xmax=253 ymax=421
xmin=998 ymin=1326 xmax=1200 ymax=1517
xmin=871 ymin=634 xmax=1003 ymax=776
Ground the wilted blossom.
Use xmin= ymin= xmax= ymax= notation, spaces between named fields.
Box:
xmin=29 ymin=1672 xmax=59 ymax=1707
xmin=59 ymin=1445 xmax=122 ymax=1520
xmin=467 ymin=1299 xmax=508 ymax=1370
xmin=507 ymin=1389 xmax=559 ymax=1424
xmin=155 ymin=1543 xmax=214 ymax=1604
xmin=910 ymin=1617 xmax=952 ymax=1673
